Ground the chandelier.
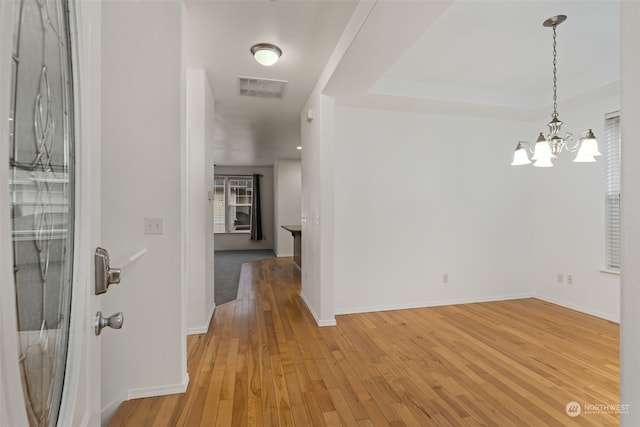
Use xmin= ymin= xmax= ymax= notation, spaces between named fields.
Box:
xmin=511 ymin=15 xmax=601 ymax=167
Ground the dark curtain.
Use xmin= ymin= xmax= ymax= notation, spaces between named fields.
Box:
xmin=250 ymin=174 xmax=263 ymax=240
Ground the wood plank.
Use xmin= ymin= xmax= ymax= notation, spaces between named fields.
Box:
xmin=109 ymin=258 xmax=620 ymax=427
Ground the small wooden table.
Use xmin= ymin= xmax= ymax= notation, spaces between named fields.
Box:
xmin=281 ymin=225 xmax=301 ymax=268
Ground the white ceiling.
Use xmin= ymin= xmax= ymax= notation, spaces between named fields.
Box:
xmin=185 ymin=0 xmax=620 ymax=166
xmin=185 ymin=0 xmax=358 ymax=166
xmin=372 ymin=1 xmax=620 ymax=116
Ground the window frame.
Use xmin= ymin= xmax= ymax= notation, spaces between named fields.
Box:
xmin=213 ymin=175 xmax=253 ymax=234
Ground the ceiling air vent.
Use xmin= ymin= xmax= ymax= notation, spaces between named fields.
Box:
xmin=238 ymin=76 xmax=288 ymax=99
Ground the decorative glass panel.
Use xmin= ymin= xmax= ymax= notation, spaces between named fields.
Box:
xmin=9 ymin=0 xmax=75 ymax=425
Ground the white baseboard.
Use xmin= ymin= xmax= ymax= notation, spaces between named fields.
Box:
xmin=187 ymin=303 xmax=216 ymax=335
xmin=335 ymin=293 xmax=533 ymax=316
xmin=188 ymin=326 xmax=207 ymax=335
xmin=101 ymin=375 xmax=190 ymax=425
xmin=299 ymin=292 xmax=336 ymax=327
xmin=101 ymin=392 xmax=128 ymax=427
xmin=207 ymin=302 xmax=216 ymax=328
xmin=533 ymin=294 xmax=620 ymax=323
xmin=128 ymin=373 xmax=190 ymax=400
xmin=333 ymin=293 xmax=620 ymax=324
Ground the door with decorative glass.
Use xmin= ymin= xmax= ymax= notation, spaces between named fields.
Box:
xmin=1 ymin=0 xmax=102 ymax=425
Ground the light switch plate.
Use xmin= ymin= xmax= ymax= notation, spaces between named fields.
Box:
xmin=144 ymin=217 xmax=163 ymax=235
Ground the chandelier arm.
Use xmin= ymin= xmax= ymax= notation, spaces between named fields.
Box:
xmin=562 ymin=133 xmax=580 ymax=152
xmin=564 ymin=142 xmax=581 ymax=152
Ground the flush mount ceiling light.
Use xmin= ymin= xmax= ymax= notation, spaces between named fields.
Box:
xmin=511 ymin=15 xmax=600 ymax=167
xmin=250 ymin=43 xmax=282 ymax=66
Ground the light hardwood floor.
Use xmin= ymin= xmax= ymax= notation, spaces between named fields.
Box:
xmin=109 ymin=257 xmax=619 ymax=426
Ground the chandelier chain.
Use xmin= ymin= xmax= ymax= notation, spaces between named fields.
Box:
xmin=552 ymin=24 xmax=558 ymax=119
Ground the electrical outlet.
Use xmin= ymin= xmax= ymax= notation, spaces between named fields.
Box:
xmin=443 ymin=274 xmax=449 ymax=284
xmin=144 ymin=217 xmax=163 ymax=235
xmin=567 ymin=274 xmax=574 ymax=285
xmin=557 ymin=273 xmax=564 ymax=284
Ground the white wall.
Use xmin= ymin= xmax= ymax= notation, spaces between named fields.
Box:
xmin=330 ymin=99 xmax=620 ymax=318
xmin=274 ymin=159 xmax=301 ymax=257
xmin=333 ymin=106 xmax=534 ymax=314
xmin=300 ymin=93 xmax=336 ymax=326
xmin=296 ymin=3 xmax=378 ymax=327
xmin=204 ymin=74 xmax=216 ymax=329
xmin=214 ymin=166 xmax=274 ymax=251
xmin=186 ymin=69 xmax=216 ymax=334
xmin=621 ymin=2 xmax=640 ymax=423
xmin=101 ymin=1 xmax=187 ymax=422
xmin=530 ymin=96 xmax=620 ymax=322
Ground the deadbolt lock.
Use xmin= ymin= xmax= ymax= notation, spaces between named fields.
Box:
xmin=95 ymin=247 xmax=121 ymax=295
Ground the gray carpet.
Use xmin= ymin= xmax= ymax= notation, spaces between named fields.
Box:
xmin=214 ymin=250 xmax=275 ymax=305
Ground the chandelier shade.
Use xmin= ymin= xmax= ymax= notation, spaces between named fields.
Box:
xmin=511 ymin=143 xmax=532 ymax=166
xmin=511 ymin=15 xmax=600 ymax=167
xmin=574 ymin=129 xmax=602 ymax=163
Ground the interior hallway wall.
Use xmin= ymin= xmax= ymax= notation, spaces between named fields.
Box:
xmin=620 ymin=1 xmax=640 ymax=423
xmin=186 ymin=69 xmax=216 ymax=334
xmin=274 ymin=159 xmax=301 ymax=257
xmin=101 ymin=1 xmax=187 ymax=422
xmin=203 ymin=74 xmax=216 ymax=329
xmin=300 ymin=92 xmax=336 ymax=326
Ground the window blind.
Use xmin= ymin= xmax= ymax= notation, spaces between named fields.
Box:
xmin=605 ymin=113 xmax=620 ymax=271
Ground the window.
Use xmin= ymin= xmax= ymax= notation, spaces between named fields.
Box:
xmin=605 ymin=112 xmax=620 ymax=272
xmin=214 ymin=176 xmax=253 ymax=233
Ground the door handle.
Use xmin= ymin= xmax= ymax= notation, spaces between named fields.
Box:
xmin=95 ymin=247 xmax=121 ymax=295
xmin=95 ymin=311 xmax=124 ymax=335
